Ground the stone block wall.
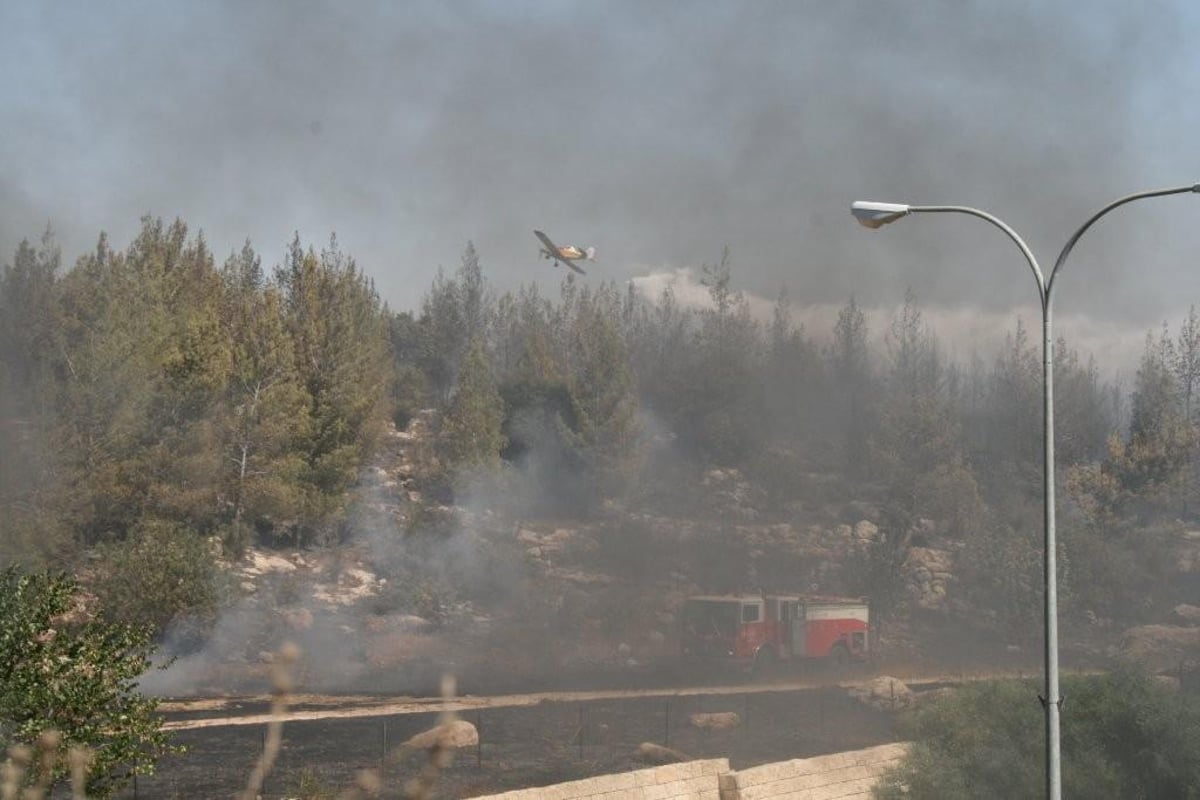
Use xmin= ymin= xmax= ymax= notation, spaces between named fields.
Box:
xmin=468 ymin=743 xmax=908 ymax=800
xmin=717 ymin=742 xmax=909 ymax=800
xmin=469 ymin=758 xmax=729 ymax=800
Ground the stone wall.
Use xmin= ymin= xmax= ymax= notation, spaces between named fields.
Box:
xmin=717 ymin=743 xmax=909 ymax=800
xmin=468 ymin=743 xmax=910 ymax=799
xmin=469 ymin=758 xmax=729 ymax=799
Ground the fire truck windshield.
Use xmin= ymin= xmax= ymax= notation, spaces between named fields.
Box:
xmin=683 ymin=600 xmax=740 ymax=639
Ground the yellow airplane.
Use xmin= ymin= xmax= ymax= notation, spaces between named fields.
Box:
xmin=534 ymin=230 xmax=595 ymax=275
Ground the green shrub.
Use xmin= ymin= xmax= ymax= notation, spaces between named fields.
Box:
xmin=875 ymin=668 xmax=1200 ymax=799
xmin=92 ymin=518 xmax=221 ymax=646
xmin=0 ymin=567 xmax=175 ymax=798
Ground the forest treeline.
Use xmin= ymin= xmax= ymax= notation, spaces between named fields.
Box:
xmin=1 ymin=218 xmax=1198 ymax=637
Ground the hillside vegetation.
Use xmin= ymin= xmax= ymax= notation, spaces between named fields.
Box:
xmin=1 ymin=221 xmax=1199 ymax=678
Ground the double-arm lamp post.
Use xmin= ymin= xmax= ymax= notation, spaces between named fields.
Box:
xmin=850 ymin=184 xmax=1200 ymax=800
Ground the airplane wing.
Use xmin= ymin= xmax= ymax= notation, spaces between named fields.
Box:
xmin=535 ymin=230 xmax=586 ymax=274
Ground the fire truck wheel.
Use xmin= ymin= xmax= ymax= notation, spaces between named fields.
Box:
xmin=829 ymin=644 xmax=851 ymax=671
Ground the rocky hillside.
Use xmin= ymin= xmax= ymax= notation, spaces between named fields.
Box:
xmin=163 ymin=412 xmax=1200 ymax=696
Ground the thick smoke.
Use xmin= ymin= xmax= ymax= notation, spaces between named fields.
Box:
xmin=3 ymin=2 xmax=1199 ymax=333
xmin=631 ymin=268 xmax=1149 ymax=378
xmin=8 ymin=1 xmax=1200 ymax=696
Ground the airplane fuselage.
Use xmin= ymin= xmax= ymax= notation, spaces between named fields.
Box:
xmin=534 ymin=230 xmax=592 ymax=274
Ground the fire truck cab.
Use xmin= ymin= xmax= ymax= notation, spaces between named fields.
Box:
xmin=680 ymin=593 xmax=869 ymax=672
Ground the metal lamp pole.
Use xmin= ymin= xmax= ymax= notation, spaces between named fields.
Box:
xmin=850 ymin=184 xmax=1200 ymax=800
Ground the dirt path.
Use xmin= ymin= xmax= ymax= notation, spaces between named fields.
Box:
xmin=162 ymin=665 xmax=1058 ymax=731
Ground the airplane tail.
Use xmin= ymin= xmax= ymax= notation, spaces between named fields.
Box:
xmin=585 ymin=246 xmax=596 ymax=261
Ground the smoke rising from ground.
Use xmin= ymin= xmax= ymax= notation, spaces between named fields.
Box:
xmin=4 ymin=2 xmax=1200 ymax=333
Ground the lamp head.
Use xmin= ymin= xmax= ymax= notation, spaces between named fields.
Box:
xmin=851 ymin=201 xmax=911 ymax=229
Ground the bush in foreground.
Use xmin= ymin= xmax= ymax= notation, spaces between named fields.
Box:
xmin=874 ymin=668 xmax=1200 ymax=799
xmin=0 ymin=567 xmax=174 ymax=798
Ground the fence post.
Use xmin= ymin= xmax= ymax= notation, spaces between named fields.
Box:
xmin=664 ymin=700 xmax=670 ymax=747
xmin=477 ymin=710 xmax=483 ymax=767
xmin=261 ymin=729 xmax=267 ymax=798
xmin=381 ymin=719 xmax=388 ymax=781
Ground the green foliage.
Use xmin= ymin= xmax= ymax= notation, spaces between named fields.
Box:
xmin=439 ymin=337 xmax=505 ymax=469
xmin=873 ymin=291 xmax=979 ymax=526
xmin=0 ymin=222 xmax=395 ymax=555
xmin=763 ymin=288 xmax=827 ymax=461
xmin=1070 ymin=427 xmax=1196 ymax=524
xmin=1069 ymin=327 xmax=1200 ymax=521
xmin=954 ymin=515 xmax=1042 ymax=639
xmin=219 ymin=260 xmax=310 ymax=551
xmin=685 ymin=253 xmax=764 ymax=465
xmin=277 ymin=235 xmax=394 ymax=543
xmin=91 ymin=519 xmax=220 ymax=645
xmin=874 ymin=669 xmax=1200 ymax=799
xmin=0 ymin=567 xmax=174 ymax=798
xmin=287 ymin=766 xmax=337 ymax=800
xmin=843 ymin=508 xmax=916 ymax=633
xmin=831 ymin=294 xmax=873 ymax=476
xmin=1059 ymin=519 xmax=1178 ymax=624
xmin=972 ymin=318 xmax=1041 ymax=496
xmin=0 ymin=229 xmax=60 ymax=418
xmin=559 ymin=284 xmax=641 ymax=496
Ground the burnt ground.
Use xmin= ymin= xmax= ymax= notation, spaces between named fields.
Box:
xmin=122 ymin=684 xmax=902 ymax=799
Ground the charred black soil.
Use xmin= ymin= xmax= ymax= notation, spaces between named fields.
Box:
xmin=134 ymin=685 xmax=898 ymax=799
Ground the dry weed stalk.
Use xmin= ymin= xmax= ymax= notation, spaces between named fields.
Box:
xmin=238 ymin=641 xmax=300 ymax=800
xmin=68 ymin=746 xmax=93 ymax=800
xmin=1 ymin=731 xmax=93 ymax=800
xmin=346 ymin=673 xmax=462 ymax=800
xmin=399 ymin=674 xmax=460 ymax=800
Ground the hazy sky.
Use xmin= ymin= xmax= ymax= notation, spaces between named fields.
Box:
xmin=4 ymin=1 xmax=1200 ymax=369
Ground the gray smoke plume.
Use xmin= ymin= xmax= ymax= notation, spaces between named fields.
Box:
xmin=3 ymin=1 xmax=1199 ymax=344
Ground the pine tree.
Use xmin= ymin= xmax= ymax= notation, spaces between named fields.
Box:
xmin=439 ymin=337 xmax=505 ymax=469
xmin=276 ymin=235 xmax=393 ymax=542
xmin=830 ymin=294 xmax=872 ymax=476
xmin=684 ymin=250 xmax=763 ymax=465
xmin=0 ymin=228 xmax=60 ymax=417
xmin=0 ymin=232 xmax=67 ymax=562
xmin=218 ymin=246 xmax=310 ymax=550
xmin=763 ymin=286 xmax=822 ymax=447
xmin=875 ymin=290 xmax=981 ymax=533
xmin=561 ymin=284 xmax=641 ymax=492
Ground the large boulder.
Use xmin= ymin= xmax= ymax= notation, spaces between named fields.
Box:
xmin=702 ymin=468 xmax=763 ymax=521
xmin=1120 ymin=625 xmax=1200 ymax=672
xmin=402 ymin=719 xmax=479 ymax=751
xmin=904 ymin=548 xmax=954 ymax=611
xmin=1173 ymin=604 xmax=1200 ymax=625
xmin=635 ymin=742 xmax=692 ymax=765
xmin=1177 ymin=530 xmax=1200 ymax=573
xmin=849 ymin=676 xmax=914 ymax=712
xmin=853 ymin=520 xmax=880 ymax=545
xmin=689 ymin=712 xmax=741 ymax=731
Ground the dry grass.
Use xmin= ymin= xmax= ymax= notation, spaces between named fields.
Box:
xmin=1 ymin=730 xmax=93 ymax=800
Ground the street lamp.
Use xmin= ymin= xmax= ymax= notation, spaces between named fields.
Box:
xmin=850 ymin=184 xmax=1200 ymax=800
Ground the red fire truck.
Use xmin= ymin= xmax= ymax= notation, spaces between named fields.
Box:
xmin=680 ymin=593 xmax=869 ymax=672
